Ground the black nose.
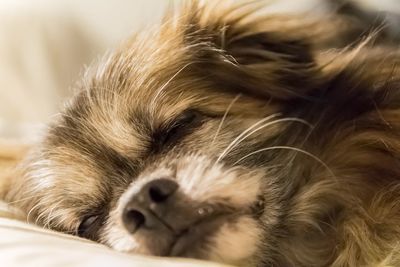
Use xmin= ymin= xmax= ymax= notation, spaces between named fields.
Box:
xmin=122 ymin=178 xmax=179 ymax=234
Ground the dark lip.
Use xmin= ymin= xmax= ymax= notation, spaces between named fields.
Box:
xmin=166 ymin=214 xmax=229 ymax=257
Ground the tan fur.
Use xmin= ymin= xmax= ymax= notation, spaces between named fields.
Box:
xmin=2 ymin=1 xmax=400 ymax=266
xmin=0 ymin=140 xmax=29 ymax=197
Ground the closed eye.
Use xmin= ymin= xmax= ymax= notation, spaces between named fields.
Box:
xmin=151 ymin=110 xmax=203 ymax=152
xmin=77 ymin=214 xmax=100 ymax=239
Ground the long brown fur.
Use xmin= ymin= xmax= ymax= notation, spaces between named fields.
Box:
xmin=2 ymin=1 xmax=400 ymax=266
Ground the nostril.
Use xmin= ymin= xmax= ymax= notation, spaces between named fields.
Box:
xmin=149 ymin=186 xmax=169 ymax=203
xmin=147 ymin=178 xmax=179 ymax=203
xmin=123 ymin=208 xmax=145 ymax=234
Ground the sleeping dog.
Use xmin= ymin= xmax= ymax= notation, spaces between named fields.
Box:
xmin=3 ymin=1 xmax=400 ymax=266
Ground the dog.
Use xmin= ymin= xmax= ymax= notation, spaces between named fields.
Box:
xmin=3 ymin=1 xmax=400 ymax=266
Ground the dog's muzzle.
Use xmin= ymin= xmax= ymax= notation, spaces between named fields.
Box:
xmin=120 ymin=177 xmax=236 ymax=256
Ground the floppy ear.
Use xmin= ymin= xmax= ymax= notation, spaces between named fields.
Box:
xmin=175 ymin=1 xmax=322 ymax=100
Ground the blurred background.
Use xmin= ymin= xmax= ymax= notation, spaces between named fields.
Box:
xmin=0 ymin=0 xmax=399 ymax=142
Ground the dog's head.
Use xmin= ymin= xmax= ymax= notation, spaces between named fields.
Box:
xmin=4 ymin=1 xmax=374 ymax=266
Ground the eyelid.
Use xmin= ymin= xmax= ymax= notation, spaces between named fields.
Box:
xmin=77 ymin=214 xmax=100 ymax=237
xmin=151 ymin=110 xmax=203 ymax=152
xmin=161 ymin=110 xmax=199 ymax=131
xmin=173 ymin=109 xmax=198 ymax=124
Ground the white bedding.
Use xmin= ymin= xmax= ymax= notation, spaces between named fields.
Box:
xmin=0 ymin=202 xmax=231 ymax=267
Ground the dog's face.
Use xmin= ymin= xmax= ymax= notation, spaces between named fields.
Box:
xmin=6 ymin=2 xmax=391 ymax=266
xmin=45 ymin=64 xmax=285 ymax=264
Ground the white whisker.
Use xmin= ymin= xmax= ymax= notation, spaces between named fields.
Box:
xmin=233 ymin=146 xmax=336 ymax=180
xmin=215 ymin=114 xmax=279 ymax=165
xmin=217 ymin=116 xmax=312 ymax=164
xmin=211 ymin=94 xmax=241 ymax=146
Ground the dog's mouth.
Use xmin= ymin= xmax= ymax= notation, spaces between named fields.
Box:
xmin=167 ymin=198 xmax=265 ymax=257
xmin=167 ymin=211 xmax=229 ymax=257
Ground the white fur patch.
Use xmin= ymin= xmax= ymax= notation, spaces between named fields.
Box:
xmin=176 ymin=155 xmax=262 ymax=207
xmin=27 ymin=159 xmax=56 ymax=190
xmin=209 ymin=216 xmax=262 ymax=265
xmin=102 ymin=208 xmax=149 ymax=254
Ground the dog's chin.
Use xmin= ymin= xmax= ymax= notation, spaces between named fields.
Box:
xmin=116 ymin=215 xmax=261 ymax=265
xmin=167 ymin=213 xmax=232 ymax=258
